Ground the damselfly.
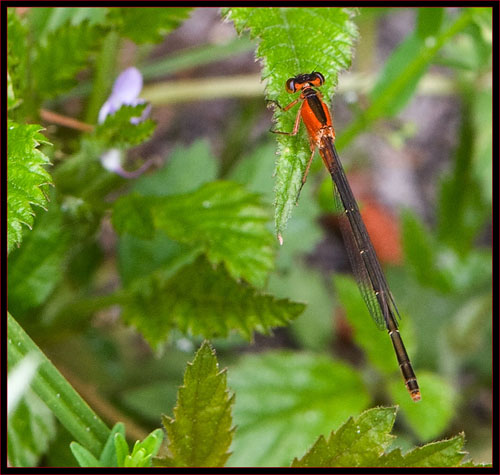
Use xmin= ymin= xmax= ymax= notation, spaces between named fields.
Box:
xmin=270 ymin=72 xmax=421 ymax=402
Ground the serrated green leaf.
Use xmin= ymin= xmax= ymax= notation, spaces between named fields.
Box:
xmin=223 ymin=7 xmax=357 ymax=239
xmin=153 ymin=181 xmax=274 ymax=287
xmin=30 ymin=7 xmax=108 ymax=40
xmin=95 ymin=104 xmax=156 ymax=148
xmin=7 ymin=390 xmax=57 ymax=467
xmin=378 ymin=434 xmax=466 ymax=467
xmin=32 ymin=21 xmax=102 ymax=99
xmin=110 ymin=7 xmax=192 ymax=44
xmin=292 ymin=407 xmax=396 ymax=467
xmin=228 ymin=351 xmax=370 ymax=466
xmin=292 ymin=407 xmax=467 ymax=467
xmin=113 ymin=181 xmax=275 ymax=287
xmin=155 ymin=341 xmax=234 ymax=467
xmin=122 ymin=256 xmax=304 ymax=348
xmin=7 ymin=120 xmax=52 ymax=254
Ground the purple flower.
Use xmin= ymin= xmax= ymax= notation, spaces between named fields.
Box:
xmin=98 ymin=67 xmax=150 ymax=124
xmin=98 ymin=67 xmax=153 ymax=178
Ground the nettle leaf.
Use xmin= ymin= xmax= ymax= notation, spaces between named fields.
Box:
xmin=7 ymin=121 xmax=52 ymax=254
xmin=113 ymin=181 xmax=275 ymax=287
xmin=95 ymin=104 xmax=156 ymax=149
xmin=227 ymin=351 xmax=370 ymax=467
xmin=155 ymin=341 xmax=234 ymax=467
xmin=292 ymin=406 xmax=396 ymax=467
xmin=292 ymin=407 xmax=468 ymax=467
xmin=110 ymin=7 xmax=192 ymax=44
xmin=30 ymin=7 xmax=109 ymax=39
xmin=122 ymin=256 xmax=304 ymax=348
xmin=377 ymin=434 xmax=466 ymax=467
xmin=222 ymin=7 xmax=357 ymax=239
xmin=32 ymin=21 xmax=102 ymax=99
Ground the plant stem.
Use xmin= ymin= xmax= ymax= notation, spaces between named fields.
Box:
xmin=8 ymin=313 xmax=111 ymax=457
xmin=85 ymin=31 xmax=120 ymax=124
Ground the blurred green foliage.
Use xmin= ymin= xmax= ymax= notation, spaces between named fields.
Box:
xmin=7 ymin=6 xmax=491 ymax=468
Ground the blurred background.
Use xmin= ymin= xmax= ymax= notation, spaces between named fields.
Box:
xmin=7 ymin=7 xmax=492 ymax=467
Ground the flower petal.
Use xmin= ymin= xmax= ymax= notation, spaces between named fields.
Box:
xmin=98 ymin=67 xmax=144 ymax=123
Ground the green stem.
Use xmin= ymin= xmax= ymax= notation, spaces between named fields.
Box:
xmin=141 ymin=74 xmax=265 ymax=105
xmin=85 ymin=31 xmax=120 ymax=124
xmin=8 ymin=313 xmax=111 ymax=457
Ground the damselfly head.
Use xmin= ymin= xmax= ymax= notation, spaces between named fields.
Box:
xmin=285 ymin=72 xmax=325 ymax=93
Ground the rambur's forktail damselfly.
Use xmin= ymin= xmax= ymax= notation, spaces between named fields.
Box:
xmin=271 ymin=72 xmax=421 ymax=402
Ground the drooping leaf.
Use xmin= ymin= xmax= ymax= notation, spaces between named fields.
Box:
xmin=228 ymin=141 xmax=323 ymax=259
xmin=122 ymin=256 xmax=304 ymax=349
xmin=110 ymin=7 xmax=192 ymax=44
xmin=292 ymin=407 xmax=468 ymax=467
xmin=155 ymin=341 xmax=234 ymax=467
xmin=113 ymin=181 xmax=275 ymax=287
xmin=228 ymin=351 xmax=370 ymax=466
xmin=7 ymin=390 xmax=57 ymax=467
xmin=222 ymin=7 xmax=357 ymax=239
xmin=94 ymin=104 xmax=156 ymax=148
xmin=7 ymin=120 xmax=52 ymax=254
